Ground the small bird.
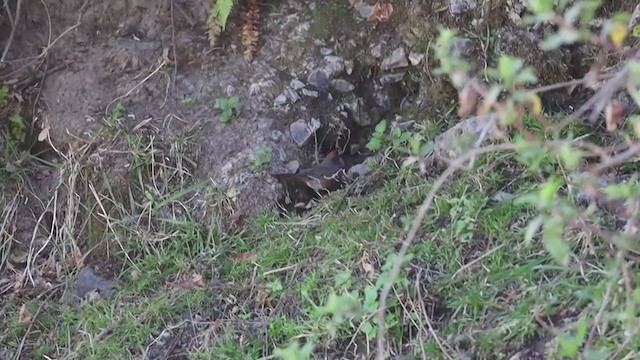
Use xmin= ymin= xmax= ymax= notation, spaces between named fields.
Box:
xmin=272 ymin=149 xmax=347 ymax=195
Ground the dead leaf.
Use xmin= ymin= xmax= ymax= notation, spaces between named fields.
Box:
xmin=605 ymin=99 xmax=625 ymax=132
xmin=457 ymin=83 xmax=478 ymax=117
xmin=368 ymin=2 xmax=393 ymax=22
xmin=19 ymin=304 xmax=32 ymax=324
xmin=13 ymin=273 xmax=25 ymax=291
xmin=255 ymin=289 xmax=271 ymax=308
xmin=131 ymin=270 xmax=140 ymax=281
xmin=230 ymin=210 xmax=244 ymax=229
xmin=232 ymin=252 xmax=258 ymax=263
xmin=226 ymin=187 xmax=239 ymax=200
xmin=72 ymin=246 xmax=85 ymax=268
xmin=361 ymin=256 xmax=376 ymax=279
xmin=161 ymin=47 xmax=176 ymax=65
xmin=583 ymin=65 xmax=601 ymax=90
xmin=9 ymin=248 xmax=29 ymax=264
xmin=192 ymin=273 xmax=205 ymax=289
xmin=86 ymin=289 xmax=103 ymax=304
xmin=37 ymin=126 xmax=50 ymax=142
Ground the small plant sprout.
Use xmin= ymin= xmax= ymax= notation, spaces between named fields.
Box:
xmin=250 ymin=146 xmax=272 ymax=171
xmin=216 ymin=96 xmax=240 ymax=123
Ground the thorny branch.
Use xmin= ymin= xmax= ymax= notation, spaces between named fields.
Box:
xmin=375 ymin=48 xmax=640 ymax=355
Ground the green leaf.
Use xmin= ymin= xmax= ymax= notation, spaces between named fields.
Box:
xmin=215 ymin=97 xmax=228 ymax=109
xmin=524 ymin=215 xmax=544 ymax=244
xmin=360 ymin=321 xmax=377 ymax=338
xmin=228 ymin=96 xmax=240 ymax=107
xmin=558 ymin=319 xmax=588 ymax=357
xmin=498 ymin=56 xmax=523 ymax=86
xmin=558 ymin=144 xmax=582 ymax=170
xmin=514 ymin=67 xmax=539 ymax=85
xmin=499 ymin=99 xmax=518 ymax=125
xmin=529 ymin=0 xmax=555 ymax=15
xmin=215 ymin=0 xmax=235 ymax=31
xmin=543 ymin=217 xmax=570 ymax=266
xmin=540 ymin=28 xmax=581 ymax=50
xmin=366 ymin=138 xmax=382 ymax=151
xmin=579 ymin=1 xmax=602 ymax=24
xmin=220 ymin=109 xmax=232 ymax=123
xmin=364 ymin=285 xmax=378 ymax=310
xmin=612 ymin=11 xmax=631 ymax=24
xmin=374 ymin=119 xmax=388 ymax=134
xmin=604 ymin=181 xmax=640 ymax=200
xmin=274 ymin=340 xmax=314 ymax=360
xmin=253 ymin=147 xmax=272 ymax=166
xmin=539 ymin=177 xmax=562 ymax=207
xmin=486 ymin=85 xmax=503 ymax=103
xmin=0 ymin=85 xmax=9 ymax=108
xmin=335 ymin=271 xmax=352 ymax=288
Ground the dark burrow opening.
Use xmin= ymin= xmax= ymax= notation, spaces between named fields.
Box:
xmin=273 ymin=59 xmax=420 ymax=214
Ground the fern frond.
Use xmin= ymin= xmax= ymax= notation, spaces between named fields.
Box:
xmin=208 ymin=0 xmax=236 ymax=47
xmin=241 ymin=0 xmax=262 ymax=63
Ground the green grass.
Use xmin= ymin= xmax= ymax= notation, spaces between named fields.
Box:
xmin=2 ymin=105 xmax=640 ymax=360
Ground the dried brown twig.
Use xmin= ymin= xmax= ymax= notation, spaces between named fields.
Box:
xmin=1 ymin=0 xmax=23 ymax=62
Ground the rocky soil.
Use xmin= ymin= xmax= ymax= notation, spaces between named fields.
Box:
xmin=2 ymin=0 xmax=637 ymax=232
xmin=2 ymin=0 xmax=640 ymax=357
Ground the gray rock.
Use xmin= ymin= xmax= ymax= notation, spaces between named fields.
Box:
xmin=380 ymin=73 xmax=405 ymax=85
xmin=347 ymin=163 xmax=370 ymax=179
xmin=249 ymin=80 xmax=277 ymax=96
xmin=348 ymin=156 xmax=379 ymax=179
xmin=290 ymin=79 xmax=305 ymax=90
xmin=392 ymin=120 xmax=416 ymax=132
xmin=331 ymin=79 xmax=355 ymax=93
xmin=320 ymin=47 xmax=333 ymax=56
xmin=433 ymin=114 xmax=499 ymax=160
xmin=409 ymin=52 xmax=424 ymax=66
xmin=354 ymin=1 xmax=374 ymax=18
xmin=449 ymin=0 xmax=480 ymax=16
xmin=630 ymin=4 xmax=640 ymax=30
xmin=302 ymin=89 xmax=319 ymax=97
xmin=350 ymin=144 xmax=361 ymax=155
xmin=307 ymin=69 xmax=330 ymax=91
xmin=249 ymin=83 xmax=262 ymax=96
xmin=374 ymin=91 xmax=392 ymax=110
xmin=380 ymin=47 xmax=408 ymax=71
xmin=271 ymin=130 xmax=285 ymax=142
xmin=257 ymin=117 xmax=275 ymax=130
xmin=284 ymin=87 xmax=300 ymax=103
xmin=492 ymin=191 xmax=514 ymax=202
xmin=345 ymin=60 xmax=354 ymax=75
xmin=450 ymin=38 xmax=475 ymax=59
xmin=284 ymin=160 xmax=300 ymax=173
xmin=274 ymin=94 xmax=288 ymax=107
xmin=323 ymin=56 xmax=345 ymax=78
xmin=371 ymin=44 xmax=382 ymax=58
xmin=507 ymin=0 xmax=527 ymax=25
xmin=289 ymin=118 xmax=322 ymax=147
xmin=77 ymin=267 xmax=117 ymax=299
xmin=345 ymin=98 xmax=374 ymax=127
